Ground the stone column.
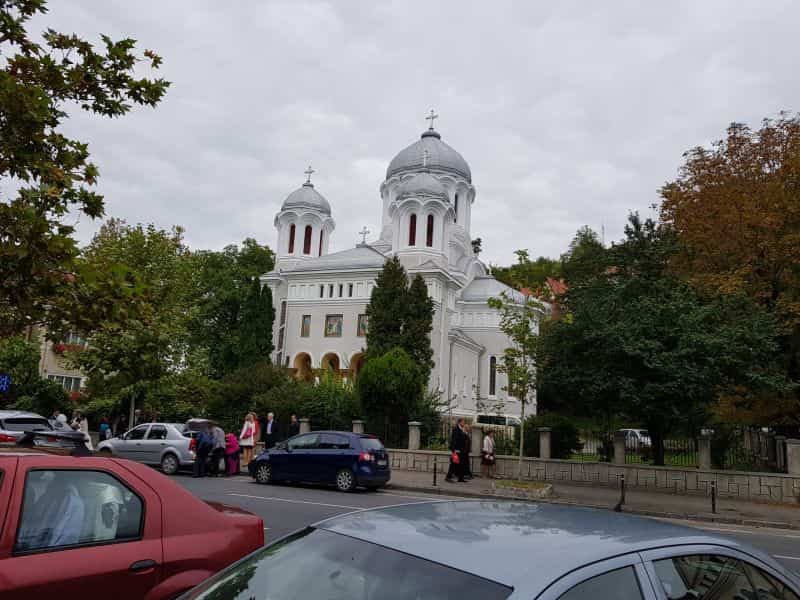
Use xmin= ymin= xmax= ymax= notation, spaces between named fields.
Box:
xmin=471 ymin=424 xmax=484 ymax=457
xmin=408 ymin=421 xmax=421 ymax=450
xmin=299 ymin=418 xmax=310 ymax=434
xmin=614 ymin=431 xmax=627 ymax=465
xmin=697 ymin=434 xmax=712 ymax=470
xmin=352 ymin=420 xmax=365 ymax=434
xmin=785 ymin=438 xmax=800 ymax=476
xmin=538 ymin=427 xmax=552 ymax=460
xmin=776 ymin=435 xmax=787 ymax=472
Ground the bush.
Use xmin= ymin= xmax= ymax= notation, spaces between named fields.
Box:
xmin=516 ymin=414 xmax=582 ymax=459
xmin=357 ymin=348 xmax=422 ymax=426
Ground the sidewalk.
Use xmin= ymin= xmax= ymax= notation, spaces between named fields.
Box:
xmin=386 ymin=469 xmax=800 ymax=530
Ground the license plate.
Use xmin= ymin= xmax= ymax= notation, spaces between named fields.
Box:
xmin=377 ymin=459 xmax=387 ymax=467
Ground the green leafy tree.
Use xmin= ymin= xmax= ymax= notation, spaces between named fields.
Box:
xmin=365 ymin=256 xmax=408 ymax=359
xmin=403 ymin=274 xmax=435 ymax=380
xmin=238 ymin=278 xmax=275 ymax=368
xmin=0 ymin=335 xmax=67 ymax=413
xmin=491 ymin=249 xmax=562 ymax=295
xmin=357 ymin=347 xmax=423 ymax=428
xmin=560 ymin=226 xmax=606 ymax=286
xmin=0 ymin=0 xmax=168 ymax=336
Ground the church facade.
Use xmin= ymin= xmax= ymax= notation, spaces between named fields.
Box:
xmin=263 ymin=115 xmax=543 ymax=420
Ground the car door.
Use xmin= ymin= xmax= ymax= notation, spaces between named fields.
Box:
xmin=640 ymin=545 xmax=800 ymax=599
xmin=142 ymin=424 xmax=168 ymax=464
xmin=0 ymin=455 xmax=164 ymax=600
xmin=317 ymin=433 xmax=353 ymax=483
xmin=286 ymin=433 xmax=320 ymax=481
xmin=536 ymin=553 xmax=657 ymax=600
xmin=115 ymin=425 xmax=150 ymax=461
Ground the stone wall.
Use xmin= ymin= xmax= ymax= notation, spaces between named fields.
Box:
xmin=388 ymin=449 xmax=800 ymax=505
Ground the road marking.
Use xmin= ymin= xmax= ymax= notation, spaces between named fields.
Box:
xmin=229 ymin=493 xmax=362 ymax=510
xmin=378 ymin=491 xmax=461 ymax=502
xmin=694 ymin=525 xmax=800 ymax=540
xmin=774 ymin=554 xmax=800 ymax=561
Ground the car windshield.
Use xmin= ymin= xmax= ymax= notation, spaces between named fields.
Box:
xmin=359 ymin=437 xmax=384 ymax=451
xmin=186 ymin=528 xmax=512 ymax=600
xmin=1 ymin=417 xmax=52 ymax=432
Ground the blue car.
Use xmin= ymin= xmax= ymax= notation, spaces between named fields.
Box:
xmin=248 ymin=431 xmax=391 ymax=492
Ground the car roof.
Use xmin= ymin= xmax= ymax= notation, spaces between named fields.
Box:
xmin=0 ymin=410 xmax=48 ymax=419
xmin=301 ymin=430 xmax=368 ymax=438
xmin=314 ymin=501 xmax=751 ymax=598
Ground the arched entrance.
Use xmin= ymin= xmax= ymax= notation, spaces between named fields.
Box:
xmin=292 ymin=352 xmax=313 ymax=381
xmin=350 ymin=352 xmax=365 ymax=379
xmin=321 ymin=352 xmax=340 ymax=372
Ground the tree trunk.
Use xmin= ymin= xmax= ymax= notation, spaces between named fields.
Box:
xmin=517 ymin=402 xmax=525 ymax=479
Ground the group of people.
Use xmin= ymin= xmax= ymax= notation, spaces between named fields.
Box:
xmin=48 ymin=410 xmax=93 ymax=450
xmin=446 ymin=417 xmax=496 ymax=482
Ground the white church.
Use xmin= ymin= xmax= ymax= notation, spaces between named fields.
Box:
xmin=263 ymin=113 xmax=543 ymax=420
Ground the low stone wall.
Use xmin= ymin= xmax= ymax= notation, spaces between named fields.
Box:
xmin=388 ymin=449 xmax=800 ymax=505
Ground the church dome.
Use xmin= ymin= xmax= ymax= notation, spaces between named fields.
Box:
xmin=395 ymin=171 xmax=449 ymax=201
xmin=281 ymin=182 xmax=331 ymax=215
xmin=386 ymin=129 xmax=472 ymax=183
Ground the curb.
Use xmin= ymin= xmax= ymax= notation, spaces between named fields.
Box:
xmin=385 ymin=482 xmax=800 ymax=531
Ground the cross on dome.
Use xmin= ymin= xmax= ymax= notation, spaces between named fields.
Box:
xmin=304 ymin=165 xmax=315 ymax=184
xmin=422 ymin=149 xmax=429 ymax=168
xmin=425 ymin=109 xmax=438 ymax=130
xmin=358 ymin=226 xmax=370 ymax=244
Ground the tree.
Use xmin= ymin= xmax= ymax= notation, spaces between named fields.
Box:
xmin=238 ymin=278 xmax=275 ymax=368
xmin=660 ymin=114 xmax=800 ymax=423
xmin=365 ymin=256 xmax=408 ymax=358
xmin=357 ymin=347 xmax=423 ymax=427
xmin=487 ymin=292 xmax=544 ymax=476
xmin=403 ymin=274 xmax=435 ymax=381
xmin=0 ymin=0 xmax=169 ymax=336
xmin=0 ymin=335 xmax=67 ymax=413
xmin=491 ymin=249 xmax=562 ymax=295
xmin=560 ymin=226 xmax=606 ymax=286
xmin=537 ymin=214 xmax=785 ymax=464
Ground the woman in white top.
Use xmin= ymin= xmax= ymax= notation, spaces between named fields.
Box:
xmin=239 ymin=412 xmax=257 ymax=465
xmin=481 ymin=430 xmax=496 ymax=479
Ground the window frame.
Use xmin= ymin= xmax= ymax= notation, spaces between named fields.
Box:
xmin=488 ymin=356 xmax=497 ymax=397
xmin=537 ymin=553 xmax=656 ymax=600
xmin=303 ymin=225 xmax=313 ymax=255
xmin=288 ymin=433 xmax=319 ymax=451
xmin=124 ymin=424 xmax=150 ymax=441
xmin=146 ymin=424 xmax=168 ymax=440
xmin=408 ymin=213 xmax=417 ymax=246
xmin=300 ymin=314 xmax=311 ymax=338
xmin=426 ymin=214 xmax=434 ymax=247
xmin=288 ymin=223 xmax=296 ymax=253
xmin=12 ymin=467 xmax=146 ymax=556
xmin=324 ymin=314 xmax=343 ymax=338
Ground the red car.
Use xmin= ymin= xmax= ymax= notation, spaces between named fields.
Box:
xmin=0 ymin=449 xmax=264 ymax=599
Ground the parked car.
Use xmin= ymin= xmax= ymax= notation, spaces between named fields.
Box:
xmin=248 ymin=431 xmax=390 ymax=492
xmin=96 ymin=422 xmax=195 ymax=475
xmin=620 ymin=428 xmax=652 ymax=449
xmin=180 ymin=500 xmax=800 ymax=599
xmin=477 ymin=414 xmax=522 ymax=427
xmin=0 ymin=410 xmax=76 ymax=450
xmin=0 ymin=443 xmax=264 ymax=599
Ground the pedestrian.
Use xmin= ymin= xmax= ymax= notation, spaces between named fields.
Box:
xmin=55 ymin=413 xmax=68 ymax=431
xmin=263 ymin=412 xmax=278 ymax=449
xmin=462 ymin=424 xmax=473 ymax=480
xmin=239 ymin=412 xmax=257 ymax=465
xmin=445 ymin=418 xmax=467 ymax=483
xmin=49 ymin=409 xmax=61 ymax=429
xmin=209 ymin=423 xmax=226 ymax=476
xmin=288 ymin=414 xmax=300 ymax=438
xmin=99 ymin=416 xmax=111 ymax=441
xmin=225 ymin=432 xmax=241 ymax=476
xmin=481 ymin=429 xmax=496 ymax=479
xmin=193 ymin=425 xmax=213 ymax=478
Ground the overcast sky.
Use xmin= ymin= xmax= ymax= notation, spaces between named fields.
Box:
xmin=36 ymin=1 xmax=800 ymax=266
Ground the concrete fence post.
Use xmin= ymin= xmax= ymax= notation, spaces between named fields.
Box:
xmin=785 ymin=439 xmax=800 ymax=476
xmin=697 ymin=434 xmax=712 ymax=470
xmin=471 ymin=424 xmax=484 ymax=458
xmin=538 ymin=427 xmax=552 ymax=460
xmin=408 ymin=421 xmax=421 ymax=450
xmin=299 ymin=418 xmax=310 ymax=434
xmin=352 ymin=420 xmax=365 ymax=434
xmin=776 ymin=435 xmax=787 ymax=472
xmin=613 ymin=431 xmax=627 ymax=465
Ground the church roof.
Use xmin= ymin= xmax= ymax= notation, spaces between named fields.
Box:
xmin=386 ymin=129 xmax=471 ymax=183
xmin=396 ymin=172 xmax=449 ymax=201
xmin=460 ymin=275 xmax=525 ymax=303
xmin=280 ymin=245 xmax=386 ymax=273
xmin=281 ymin=182 xmax=331 ymax=215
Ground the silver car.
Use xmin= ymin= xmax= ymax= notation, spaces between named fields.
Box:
xmin=96 ymin=422 xmax=195 ymax=474
xmin=0 ymin=410 xmax=76 ymax=449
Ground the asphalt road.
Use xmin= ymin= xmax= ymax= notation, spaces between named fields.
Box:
xmin=175 ymin=474 xmax=800 ymax=574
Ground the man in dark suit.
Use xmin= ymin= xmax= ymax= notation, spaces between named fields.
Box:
xmin=263 ymin=412 xmax=278 ymax=449
xmin=288 ymin=414 xmax=300 ymax=438
xmin=445 ymin=418 xmax=466 ymax=483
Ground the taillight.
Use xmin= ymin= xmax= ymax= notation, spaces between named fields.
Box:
xmin=359 ymin=452 xmax=374 ymax=462
xmin=189 ymin=438 xmax=196 ymax=451
xmin=0 ymin=433 xmax=17 ymax=443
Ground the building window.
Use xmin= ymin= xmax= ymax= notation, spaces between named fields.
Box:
xmin=338 ymin=284 xmax=343 ymax=297
xmin=454 ymin=193 xmax=459 ymax=221
xmin=348 ymin=283 xmax=353 ymax=297
xmin=328 ymin=284 xmax=334 ymax=297
xmin=65 ymin=332 xmax=87 ymax=347
xmin=357 ymin=314 xmax=369 ymax=337
xmin=489 ymin=356 xmax=497 ymax=397
xmin=288 ymin=224 xmax=296 ymax=253
xmin=318 ymin=230 xmax=324 ymax=256
xmin=324 ymin=315 xmax=343 ymax=337
xmin=426 ymin=214 xmax=434 ymax=247
xmin=319 ymin=284 xmax=324 ymax=298
xmin=48 ymin=374 xmax=82 ymax=392
xmin=408 ymin=214 xmax=417 ymax=246
xmin=300 ymin=315 xmax=311 ymax=337
xmin=303 ymin=225 xmax=312 ymax=255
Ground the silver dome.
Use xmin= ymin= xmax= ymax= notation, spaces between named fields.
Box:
xmin=281 ymin=182 xmax=331 ymax=215
xmin=396 ymin=172 xmax=449 ymax=201
xmin=386 ymin=129 xmax=471 ymax=182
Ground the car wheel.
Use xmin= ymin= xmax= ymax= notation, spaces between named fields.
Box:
xmin=335 ymin=468 xmax=355 ymax=492
xmin=255 ymin=463 xmax=272 ymax=484
xmin=99 ymin=447 xmax=112 ymax=455
xmin=161 ymin=453 xmax=179 ymax=475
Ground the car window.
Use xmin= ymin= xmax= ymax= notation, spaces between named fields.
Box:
xmin=125 ymin=426 xmax=148 ymax=441
xmin=147 ymin=425 xmax=167 ymax=440
xmin=319 ymin=434 xmax=351 ymax=450
xmin=558 ymin=567 xmax=643 ymax=600
xmin=288 ymin=434 xmax=319 ymax=450
xmin=359 ymin=437 xmax=385 ymax=451
xmin=186 ymin=527 xmax=512 ymax=600
xmin=15 ymin=469 xmax=143 ymax=554
xmin=1 ymin=417 xmax=52 ymax=432
xmin=653 ymin=554 xmax=799 ymax=600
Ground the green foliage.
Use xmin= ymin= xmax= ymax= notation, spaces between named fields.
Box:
xmin=0 ymin=0 xmax=168 ymax=336
xmin=403 ymin=274 xmax=435 ymax=379
xmin=238 ymin=279 xmax=274 ymax=368
xmin=0 ymin=335 xmax=69 ymax=413
xmin=365 ymin=256 xmax=408 ymax=359
xmin=559 ymin=226 xmax=606 ymax=285
xmin=357 ymin=348 xmax=423 ymax=426
xmin=516 ymin=414 xmax=582 ymax=459
xmin=491 ymin=249 xmax=561 ymax=295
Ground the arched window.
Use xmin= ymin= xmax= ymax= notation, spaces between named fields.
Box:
xmin=303 ymin=225 xmax=312 ymax=254
xmin=454 ymin=194 xmax=459 ymax=222
xmin=426 ymin=214 xmax=434 ymax=247
xmin=288 ymin=224 xmax=296 ymax=253
xmin=408 ymin=214 xmax=417 ymax=246
xmin=489 ymin=356 xmax=497 ymax=396
xmin=318 ymin=230 xmax=324 ymax=256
